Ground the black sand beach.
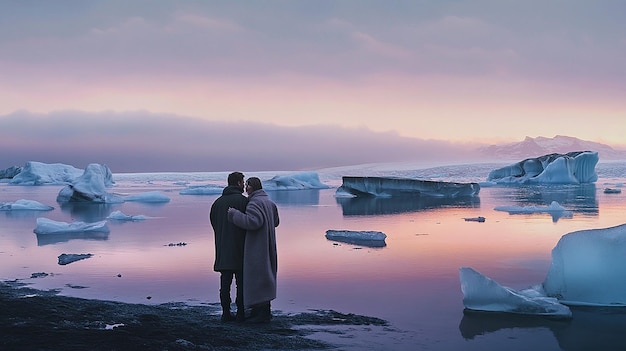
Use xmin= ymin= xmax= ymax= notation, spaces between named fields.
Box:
xmin=0 ymin=281 xmax=389 ymax=351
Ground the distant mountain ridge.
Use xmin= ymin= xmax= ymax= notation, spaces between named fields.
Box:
xmin=478 ymin=135 xmax=626 ymax=161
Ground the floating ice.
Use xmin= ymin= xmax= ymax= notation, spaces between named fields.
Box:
xmin=33 ymin=218 xmax=110 ymax=235
xmin=263 ymin=172 xmax=330 ymax=191
xmin=325 ymin=230 xmax=387 ymax=247
xmin=337 ymin=176 xmax=479 ymax=198
xmin=9 ymin=161 xmax=84 ymax=185
xmin=56 ymin=164 xmax=121 ymax=203
xmin=487 ymin=151 xmax=598 ymax=184
xmin=604 ymin=188 xmax=622 ymax=194
xmin=543 ymin=223 xmax=626 ymax=306
xmin=107 ymin=210 xmax=147 ymax=221
xmin=459 ymin=267 xmax=572 ymax=318
xmin=494 ymin=201 xmax=573 ymax=222
xmin=124 ymin=191 xmax=170 ymax=203
xmin=463 ymin=216 xmax=485 ymax=222
xmin=58 ymin=253 xmax=93 ymax=265
xmin=0 ymin=199 xmax=54 ymax=211
xmin=179 ymin=185 xmax=223 ymax=195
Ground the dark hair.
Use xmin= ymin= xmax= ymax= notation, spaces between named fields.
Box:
xmin=227 ymin=172 xmax=244 ymax=186
xmin=245 ymin=177 xmax=262 ymax=191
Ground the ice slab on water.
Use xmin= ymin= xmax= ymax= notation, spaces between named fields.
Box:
xmin=325 ymin=230 xmax=387 ymax=247
xmin=0 ymin=199 xmax=54 ymax=211
xmin=33 ymin=218 xmax=110 ymax=235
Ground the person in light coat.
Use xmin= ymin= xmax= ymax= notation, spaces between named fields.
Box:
xmin=227 ymin=177 xmax=280 ymax=323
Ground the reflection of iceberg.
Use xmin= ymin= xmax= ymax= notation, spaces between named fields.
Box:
xmin=263 ymin=172 xmax=330 ymax=190
xmin=325 ymin=230 xmax=387 ymax=247
xmin=497 ymin=184 xmax=598 ymax=215
xmin=494 ymin=201 xmax=573 ymax=222
xmin=36 ymin=231 xmax=109 ymax=246
xmin=267 ymin=189 xmax=320 ymax=206
xmin=60 ymin=202 xmax=116 ymax=223
xmin=33 ymin=218 xmax=110 ymax=235
xmin=0 ymin=199 xmax=54 ymax=211
xmin=459 ymin=305 xmax=626 ymax=351
xmin=337 ymin=176 xmax=479 ymax=198
xmin=336 ymin=196 xmax=480 ymax=216
xmin=459 ymin=267 xmax=571 ymax=318
xmin=487 ymin=151 xmax=598 ymax=184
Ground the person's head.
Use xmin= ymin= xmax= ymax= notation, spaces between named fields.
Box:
xmin=245 ymin=177 xmax=262 ymax=193
xmin=227 ymin=172 xmax=245 ymax=187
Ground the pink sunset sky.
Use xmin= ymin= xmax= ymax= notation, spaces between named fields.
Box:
xmin=1 ymin=1 xmax=624 ymax=172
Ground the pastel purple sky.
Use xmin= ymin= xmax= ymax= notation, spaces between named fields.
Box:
xmin=1 ymin=1 xmax=625 ymax=171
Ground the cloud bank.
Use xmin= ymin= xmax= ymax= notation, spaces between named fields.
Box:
xmin=0 ymin=111 xmax=481 ymax=173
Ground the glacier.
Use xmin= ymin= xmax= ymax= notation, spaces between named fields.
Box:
xmin=337 ymin=176 xmax=479 ymax=198
xmin=486 ymin=151 xmax=598 ymax=184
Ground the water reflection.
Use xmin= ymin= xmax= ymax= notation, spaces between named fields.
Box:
xmin=493 ymin=184 xmax=598 ymax=215
xmin=459 ymin=306 xmax=626 ymax=350
xmin=35 ymin=231 xmax=109 ymax=246
xmin=267 ymin=189 xmax=320 ymax=206
xmin=336 ymin=196 xmax=480 ymax=216
xmin=59 ymin=202 xmax=118 ymax=222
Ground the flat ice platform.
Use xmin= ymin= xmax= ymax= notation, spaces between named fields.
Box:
xmin=338 ymin=176 xmax=480 ymax=198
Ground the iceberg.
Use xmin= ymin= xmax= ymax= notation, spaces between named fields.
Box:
xmin=325 ymin=229 xmax=387 ymax=247
xmin=0 ymin=165 xmax=22 ymax=180
xmin=494 ymin=201 xmax=573 ymax=222
xmin=107 ymin=210 xmax=147 ymax=221
xmin=33 ymin=217 xmax=110 ymax=235
xmin=179 ymin=185 xmax=223 ymax=195
xmin=487 ymin=151 xmax=598 ymax=184
xmin=58 ymin=253 xmax=93 ymax=265
xmin=263 ymin=172 xmax=330 ymax=191
xmin=459 ymin=267 xmax=572 ymax=318
xmin=337 ymin=176 xmax=479 ymax=198
xmin=9 ymin=161 xmax=83 ymax=185
xmin=56 ymin=164 xmax=121 ymax=203
xmin=0 ymin=199 xmax=54 ymax=211
xmin=124 ymin=191 xmax=170 ymax=203
xmin=543 ymin=223 xmax=626 ymax=306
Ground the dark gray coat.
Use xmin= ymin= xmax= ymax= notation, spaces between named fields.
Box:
xmin=228 ymin=189 xmax=279 ymax=307
xmin=209 ymin=185 xmax=248 ymax=271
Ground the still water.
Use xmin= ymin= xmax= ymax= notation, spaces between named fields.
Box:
xmin=1 ymin=162 xmax=626 ymax=350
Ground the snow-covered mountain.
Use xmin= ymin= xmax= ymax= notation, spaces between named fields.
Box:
xmin=478 ymin=135 xmax=626 ymax=161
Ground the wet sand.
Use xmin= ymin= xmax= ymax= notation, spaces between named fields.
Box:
xmin=0 ymin=281 xmax=389 ymax=351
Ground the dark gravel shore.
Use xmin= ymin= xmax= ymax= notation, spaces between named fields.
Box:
xmin=1 ymin=281 xmax=389 ymax=351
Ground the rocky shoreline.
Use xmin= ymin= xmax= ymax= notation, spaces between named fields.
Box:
xmin=1 ymin=281 xmax=389 ymax=351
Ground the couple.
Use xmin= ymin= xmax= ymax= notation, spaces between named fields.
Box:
xmin=209 ymin=172 xmax=280 ymax=324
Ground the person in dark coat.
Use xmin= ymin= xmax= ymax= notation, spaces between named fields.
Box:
xmin=228 ymin=177 xmax=280 ymax=324
xmin=209 ymin=171 xmax=248 ymax=322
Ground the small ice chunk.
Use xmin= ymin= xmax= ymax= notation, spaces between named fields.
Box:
xmin=33 ymin=218 xmax=110 ymax=235
xmin=325 ymin=230 xmax=387 ymax=247
xmin=58 ymin=253 xmax=93 ymax=265
xmin=0 ymin=199 xmax=54 ymax=211
xmin=125 ymin=191 xmax=170 ymax=203
xmin=107 ymin=210 xmax=147 ymax=221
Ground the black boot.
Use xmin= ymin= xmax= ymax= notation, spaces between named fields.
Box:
xmin=246 ymin=302 xmax=271 ymax=324
xmin=220 ymin=297 xmax=235 ymax=322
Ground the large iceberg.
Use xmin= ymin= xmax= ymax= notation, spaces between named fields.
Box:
xmin=486 ymin=151 xmax=598 ymax=184
xmin=0 ymin=165 xmax=22 ymax=180
xmin=56 ymin=164 xmax=121 ymax=203
xmin=543 ymin=223 xmax=626 ymax=306
xmin=337 ymin=176 xmax=479 ymax=198
xmin=263 ymin=172 xmax=330 ymax=191
xmin=460 ymin=223 xmax=626 ymax=317
xmin=9 ymin=161 xmax=83 ymax=185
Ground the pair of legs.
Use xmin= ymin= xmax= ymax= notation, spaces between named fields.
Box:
xmin=219 ymin=270 xmax=244 ymax=322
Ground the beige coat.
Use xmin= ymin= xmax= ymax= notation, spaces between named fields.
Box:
xmin=228 ymin=189 xmax=279 ymax=307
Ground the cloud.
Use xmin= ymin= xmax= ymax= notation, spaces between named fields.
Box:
xmin=0 ymin=110 xmax=480 ymax=172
